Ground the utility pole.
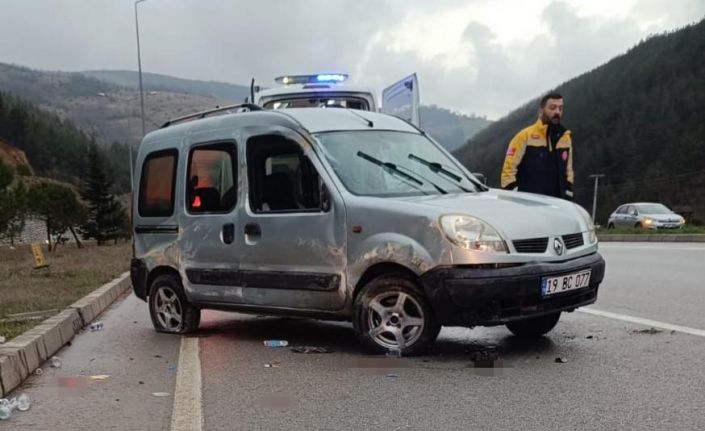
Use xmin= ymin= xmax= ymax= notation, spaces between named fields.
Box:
xmin=589 ymin=174 xmax=606 ymax=223
xmin=133 ymin=0 xmax=147 ymax=195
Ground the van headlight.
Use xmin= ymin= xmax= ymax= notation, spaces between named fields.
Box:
xmin=439 ymin=215 xmax=507 ymax=252
xmin=575 ymin=205 xmax=597 ymax=244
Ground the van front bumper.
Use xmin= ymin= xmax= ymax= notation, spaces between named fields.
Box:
xmin=419 ymin=252 xmax=605 ymax=327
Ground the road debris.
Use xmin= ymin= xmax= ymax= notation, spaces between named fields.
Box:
xmin=263 ymin=340 xmax=288 ymax=348
xmin=89 ymin=321 xmax=104 ymax=331
xmin=632 ymin=327 xmax=662 ymax=335
xmin=50 ymin=356 xmax=62 ymax=368
xmin=264 ymin=362 xmax=281 ymax=368
xmin=555 ymin=357 xmax=568 ymax=363
xmin=151 ymin=392 xmax=170 ymax=397
xmin=586 ymin=335 xmax=594 ymax=339
xmin=89 ymin=375 xmax=110 ymax=381
xmin=0 ymin=394 xmax=31 ymax=420
xmin=0 ymin=336 xmax=6 ymax=344
xmin=470 ymin=348 xmax=501 ymax=368
xmin=290 ymin=346 xmax=333 ymax=354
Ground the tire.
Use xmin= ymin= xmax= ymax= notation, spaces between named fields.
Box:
xmin=148 ymin=274 xmax=200 ymax=334
xmin=607 ymin=223 xmax=615 ymax=229
xmin=506 ymin=312 xmax=561 ymax=337
xmin=353 ymin=273 xmax=440 ymax=356
xmin=634 ymin=222 xmax=642 ymax=229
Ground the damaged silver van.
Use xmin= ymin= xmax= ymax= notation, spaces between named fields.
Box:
xmin=131 ymin=105 xmax=605 ymax=355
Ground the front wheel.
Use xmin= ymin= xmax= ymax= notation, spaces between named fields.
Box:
xmin=506 ymin=312 xmax=561 ymax=337
xmin=148 ymin=274 xmax=200 ymax=334
xmin=607 ymin=222 xmax=615 ymax=229
xmin=353 ymin=274 xmax=440 ymax=355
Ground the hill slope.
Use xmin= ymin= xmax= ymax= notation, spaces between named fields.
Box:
xmin=455 ymin=19 xmax=705 ymax=223
xmin=82 ymin=70 xmax=492 ymax=151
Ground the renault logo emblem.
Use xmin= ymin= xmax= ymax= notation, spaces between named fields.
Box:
xmin=553 ymin=238 xmax=564 ymax=255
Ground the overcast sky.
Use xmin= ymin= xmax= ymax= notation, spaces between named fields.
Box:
xmin=1 ymin=0 xmax=704 ymax=118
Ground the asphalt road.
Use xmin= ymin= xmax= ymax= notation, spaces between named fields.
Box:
xmin=4 ymin=243 xmax=705 ymax=430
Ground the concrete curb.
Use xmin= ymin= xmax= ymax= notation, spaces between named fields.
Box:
xmin=0 ymin=271 xmax=131 ymax=397
xmin=598 ymin=234 xmax=705 ymax=242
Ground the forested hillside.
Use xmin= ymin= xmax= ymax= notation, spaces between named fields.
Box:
xmin=0 ymin=92 xmax=130 ymax=191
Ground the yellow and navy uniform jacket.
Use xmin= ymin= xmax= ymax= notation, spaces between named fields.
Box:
xmin=501 ymin=119 xmax=574 ymax=200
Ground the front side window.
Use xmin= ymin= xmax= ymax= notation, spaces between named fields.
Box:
xmin=315 ymin=131 xmax=480 ymax=197
xmin=139 ymin=149 xmax=177 ymax=217
xmin=247 ymin=135 xmax=322 ymax=213
xmin=187 ymin=144 xmax=237 ymax=213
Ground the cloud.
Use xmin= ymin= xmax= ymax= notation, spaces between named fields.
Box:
xmin=0 ymin=0 xmax=702 ymax=119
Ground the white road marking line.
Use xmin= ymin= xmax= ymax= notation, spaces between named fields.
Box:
xmin=578 ymin=307 xmax=705 ymax=338
xmin=171 ymin=337 xmax=203 ymax=431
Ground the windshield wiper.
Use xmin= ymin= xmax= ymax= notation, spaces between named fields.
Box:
xmin=407 ymin=153 xmax=472 ymax=192
xmin=356 ymin=151 xmax=445 ymax=195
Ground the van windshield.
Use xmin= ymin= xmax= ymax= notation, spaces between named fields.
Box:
xmin=314 ymin=130 xmax=480 ymax=197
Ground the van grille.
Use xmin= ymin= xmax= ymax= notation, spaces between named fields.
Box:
xmin=562 ymin=233 xmax=585 ymax=249
xmin=512 ymin=237 xmax=548 ymax=253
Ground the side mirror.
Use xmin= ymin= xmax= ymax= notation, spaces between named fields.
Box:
xmin=320 ymin=181 xmax=331 ymax=212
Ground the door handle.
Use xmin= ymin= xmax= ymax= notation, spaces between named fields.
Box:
xmin=222 ymin=223 xmax=235 ymax=244
xmin=244 ymin=223 xmax=261 ymax=236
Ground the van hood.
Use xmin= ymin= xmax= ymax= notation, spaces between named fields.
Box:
xmin=393 ymin=189 xmax=585 ymax=240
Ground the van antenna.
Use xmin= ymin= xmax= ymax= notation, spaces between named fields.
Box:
xmin=250 ymin=78 xmax=256 ymax=105
xmin=345 ymin=108 xmax=374 ymax=128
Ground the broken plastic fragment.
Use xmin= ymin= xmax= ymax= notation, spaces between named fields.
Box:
xmin=50 ymin=356 xmax=62 ymax=368
xmin=263 ymin=340 xmax=288 ymax=348
xmin=89 ymin=321 xmax=104 ymax=332
xmin=290 ymin=346 xmax=333 ymax=354
xmin=555 ymin=357 xmax=568 ymax=363
xmin=16 ymin=394 xmax=30 ymax=412
xmin=152 ymin=392 xmax=170 ymax=397
xmin=90 ymin=375 xmax=110 ymax=381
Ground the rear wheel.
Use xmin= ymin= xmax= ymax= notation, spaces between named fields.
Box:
xmin=353 ymin=274 xmax=440 ymax=355
xmin=148 ymin=274 xmax=200 ymax=334
xmin=506 ymin=312 xmax=561 ymax=337
xmin=634 ymin=222 xmax=643 ymax=229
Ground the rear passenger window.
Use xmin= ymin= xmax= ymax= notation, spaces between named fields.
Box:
xmin=187 ymin=143 xmax=237 ymax=213
xmin=139 ymin=149 xmax=177 ymax=217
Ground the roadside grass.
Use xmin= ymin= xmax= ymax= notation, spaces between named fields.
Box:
xmin=597 ymin=225 xmax=705 ymax=235
xmin=0 ymin=242 xmax=131 ymax=340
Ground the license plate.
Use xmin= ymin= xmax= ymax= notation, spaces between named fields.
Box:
xmin=541 ymin=270 xmax=591 ymax=296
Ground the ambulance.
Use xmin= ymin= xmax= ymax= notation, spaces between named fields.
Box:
xmin=253 ymin=73 xmax=420 ymax=127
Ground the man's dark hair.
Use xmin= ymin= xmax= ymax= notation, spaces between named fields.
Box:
xmin=540 ymin=92 xmax=563 ymax=108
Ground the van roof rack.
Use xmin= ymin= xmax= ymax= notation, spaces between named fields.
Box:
xmin=161 ymin=103 xmax=263 ymax=128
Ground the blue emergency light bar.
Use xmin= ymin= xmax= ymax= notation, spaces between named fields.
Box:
xmin=275 ymin=74 xmax=349 ymax=85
